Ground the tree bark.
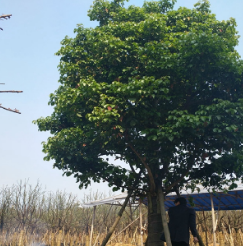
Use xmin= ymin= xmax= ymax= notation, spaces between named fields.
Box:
xmin=146 ymin=192 xmax=164 ymax=246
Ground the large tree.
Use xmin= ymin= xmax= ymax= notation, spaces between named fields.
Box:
xmin=35 ymin=0 xmax=243 ymax=245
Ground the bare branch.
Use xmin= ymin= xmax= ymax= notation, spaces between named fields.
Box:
xmin=0 ymin=14 xmax=12 ymax=31
xmin=0 ymin=104 xmax=21 ymax=114
xmin=0 ymin=14 xmax=12 ymax=20
xmin=0 ymin=91 xmax=23 ymax=93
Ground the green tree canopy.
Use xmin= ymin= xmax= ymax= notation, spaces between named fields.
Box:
xmin=35 ymin=0 xmax=243 ymax=244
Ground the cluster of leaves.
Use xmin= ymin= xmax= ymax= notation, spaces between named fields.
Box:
xmin=34 ymin=0 xmax=243 ymax=194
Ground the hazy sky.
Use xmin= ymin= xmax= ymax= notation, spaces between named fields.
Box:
xmin=1 ymin=0 xmax=242 ymax=199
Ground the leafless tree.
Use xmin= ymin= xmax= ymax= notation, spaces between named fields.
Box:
xmin=0 ymin=186 xmax=13 ymax=232
xmin=0 ymin=14 xmax=23 ymax=114
xmin=11 ymin=180 xmax=45 ymax=231
xmin=43 ymin=190 xmax=80 ymax=233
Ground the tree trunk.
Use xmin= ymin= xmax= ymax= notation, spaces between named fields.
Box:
xmin=146 ymin=192 xmax=164 ymax=246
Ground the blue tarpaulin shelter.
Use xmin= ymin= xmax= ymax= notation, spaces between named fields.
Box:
xmin=82 ymin=183 xmax=243 ymax=211
xmin=165 ymin=183 xmax=243 ymax=211
xmin=82 ymin=183 xmax=243 ymax=246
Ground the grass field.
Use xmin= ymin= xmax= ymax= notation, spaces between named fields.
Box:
xmin=0 ymin=181 xmax=243 ymax=245
xmin=0 ymin=228 xmax=242 ymax=246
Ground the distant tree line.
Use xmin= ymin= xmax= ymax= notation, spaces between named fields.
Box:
xmin=0 ymin=180 xmax=243 ymax=237
xmin=0 ymin=180 xmax=142 ymax=236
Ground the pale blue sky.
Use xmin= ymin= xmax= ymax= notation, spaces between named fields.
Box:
xmin=0 ymin=0 xmax=242 ymax=198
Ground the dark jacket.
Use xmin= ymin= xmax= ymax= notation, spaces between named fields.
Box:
xmin=168 ymin=204 xmax=198 ymax=244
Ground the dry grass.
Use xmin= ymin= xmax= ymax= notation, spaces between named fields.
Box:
xmin=187 ymin=228 xmax=243 ymax=246
xmin=1 ymin=181 xmax=243 ymax=245
xmin=0 ymin=229 xmax=242 ymax=246
xmin=0 ymin=230 xmax=138 ymax=246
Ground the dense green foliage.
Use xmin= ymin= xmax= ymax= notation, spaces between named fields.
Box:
xmin=35 ymin=0 xmax=243 ymax=195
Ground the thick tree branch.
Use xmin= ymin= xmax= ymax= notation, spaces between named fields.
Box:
xmin=129 ymin=162 xmax=136 ymax=173
xmin=128 ymin=143 xmax=156 ymax=194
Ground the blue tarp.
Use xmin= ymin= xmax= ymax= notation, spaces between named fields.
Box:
xmin=82 ymin=183 xmax=243 ymax=211
xmin=165 ymin=185 xmax=243 ymax=211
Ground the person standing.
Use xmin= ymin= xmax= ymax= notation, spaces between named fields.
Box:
xmin=167 ymin=197 xmax=199 ymax=246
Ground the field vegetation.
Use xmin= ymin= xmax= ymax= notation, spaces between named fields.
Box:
xmin=0 ymin=181 xmax=243 ymax=245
